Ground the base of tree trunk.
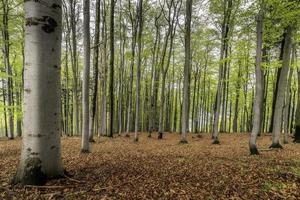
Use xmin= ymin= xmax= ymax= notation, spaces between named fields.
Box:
xmin=133 ymin=137 xmax=139 ymax=143
xmin=125 ymin=133 xmax=130 ymax=137
xmin=212 ymin=138 xmax=220 ymax=145
xmin=283 ymin=140 xmax=288 ymax=144
xmin=294 ymin=126 xmax=300 ymax=143
xmin=80 ymin=149 xmax=90 ymax=154
xmin=250 ymin=146 xmax=259 ymax=155
xmin=147 ymin=133 xmax=151 ymax=138
xmin=179 ymin=139 xmax=188 ymax=144
xmin=196 ymin=134 xmax=202 ymax=138
xmin=158 ymin=132 xmax=163 ymax=139
xmin=269 ymin=143 xmax=283 ymax=149
xmin=11 ymin=158 xmax=48 ymax=186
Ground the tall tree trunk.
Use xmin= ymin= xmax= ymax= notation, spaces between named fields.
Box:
xmin=125 ymin=0 xmax=137 ymax=136
xmin=271 ymin=26 xmax=293 ymax=148
xmin=13 ymin=0 xmax=63 ymax=185
xmin=232 ymin=61 xmax=241 ymax=133
xmin=134 ymin=0 xmax=143 ymax=142
xmin=81 ymin=0 xmax=90 ymax=153
xmin=181 ymin=0 xmax=192 ymax=143
xmin=283 ymin=46 xmax=295 ymax=144
xmin=249 ymin=9 xmax=264 ymax=155
xmin=294 ymin=58 xmax=300 ymax=143
xmin=69 ymin=0 xmax=79 ymax=136
xmin=89 ymin=0 xmax=101 ymax=143
xmin=99 ymin=0 xmax=107 ymax=136
xmin=118 ymin=4 xmax=125 ymax=135
xmin=108 ymin=0 xmax=115 ymax=137
xmin=212 ymin=0 xmax=232 ymax=144
xmin=2 ymin=0 xmax=14 ymax=139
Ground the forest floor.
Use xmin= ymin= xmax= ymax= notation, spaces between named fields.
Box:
xmin=0 ymin=133 xmax=300 ymax=200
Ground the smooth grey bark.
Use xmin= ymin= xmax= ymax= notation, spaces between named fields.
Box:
xmin=249 ymin=9 xmax=264 ymax=155
xmin=13 ymin=0 xmax=63 ymax=185
xmin=271 ymin=26 xmax=293 ymax=148
xmin=181 ymin=0 xmax=192 ymax=144
xmin=81 ymin=0 xmax=90 ymax=153
xmin=134 ymin=0 xmax=143 ymax=142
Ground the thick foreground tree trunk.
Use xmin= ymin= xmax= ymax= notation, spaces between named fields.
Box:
xmin=12 ymin=0 xmax=63 ymax=185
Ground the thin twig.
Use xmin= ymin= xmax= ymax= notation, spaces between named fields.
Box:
xmin=64 ymin=174 xmax=87 ymax=183
xmin=24 ymin=185 xmax=75 ymax=189
xmin=95 ymin=174 xmax=144 ymax=191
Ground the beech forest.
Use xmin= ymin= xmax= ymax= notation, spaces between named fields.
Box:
xmin=1 ymin=0 xmax=300 ymax=199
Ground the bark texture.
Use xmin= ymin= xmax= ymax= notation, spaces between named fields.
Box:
xmin=13 ymin=0 xmax=63 ymax=185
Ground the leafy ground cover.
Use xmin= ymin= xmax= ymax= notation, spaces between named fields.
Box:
xmin=0 ymin=133 xmax=300 ymax=199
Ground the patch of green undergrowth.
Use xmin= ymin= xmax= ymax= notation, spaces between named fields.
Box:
xmin=261 ymin=181 xmax=285 ymax=192
xmin=290 ymin=167 xmax=300 ymax=178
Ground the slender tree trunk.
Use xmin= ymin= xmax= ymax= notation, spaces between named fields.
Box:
xmin=134 ymin=0 xmax=143 ymax=142
xmin=118 ymin=5 xmax=125 ymax=135
xmin=2 ymin=79 xmax=8 ymax=137
xmin=81 ymin=0 xmax=90 ymax=153
xmin=108 ymin=0 xmax=115 ymax=137
xmin=2 ymin=0 xmax=14 ymax=139
xmin=283 ymin=46 xmax=295 ymax=144
xmin=99 ymin=0 xmax=107 ymax=136
xmin=212 ymin=0 xmax=232 ymax=144
xmin=294 ymin=58 xmax=300 ymax=143
xmin=249 ymin=9 xmax=264 ymax=155
xmin=233 ymin=62 xmax=241 ymax=133
xmin=89 ymin=0 xmax=101 ymax=143
xmin=181 ymin=0 xmax=192 ymax=143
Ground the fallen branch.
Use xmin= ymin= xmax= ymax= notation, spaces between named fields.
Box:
xmin=0 ymin=186 xmax=11 ymax=191
xmin=63 ymin=174 xmax=87 ymax=183
xmin=24 ymin=185 xmax=75 ymax=189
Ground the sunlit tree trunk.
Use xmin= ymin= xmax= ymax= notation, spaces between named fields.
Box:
xmin=12 ymin=0 xmax=63 ymax=185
